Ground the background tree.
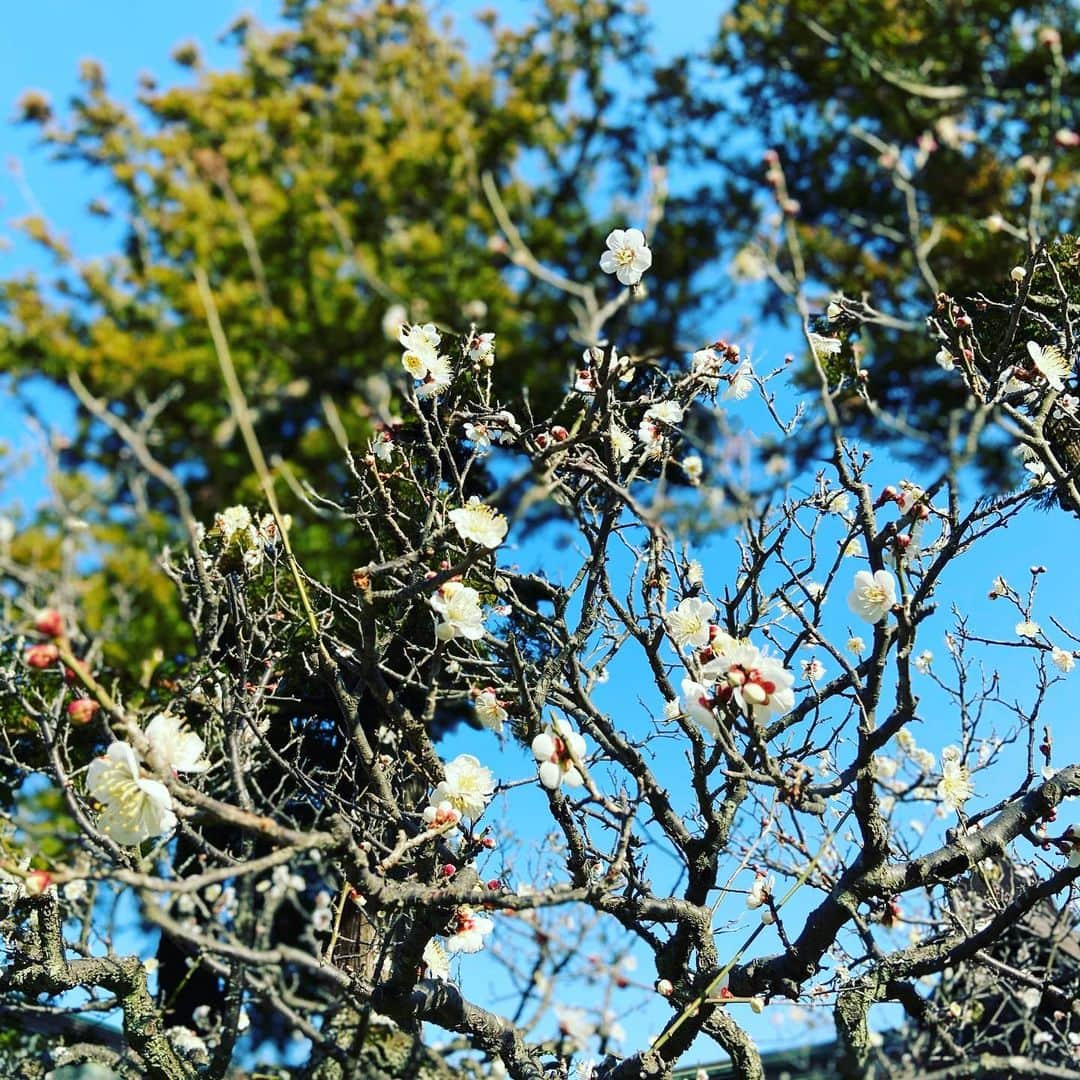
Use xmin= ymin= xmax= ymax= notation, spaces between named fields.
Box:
xmin=695 ymin=0 xmax=1079 ymax=482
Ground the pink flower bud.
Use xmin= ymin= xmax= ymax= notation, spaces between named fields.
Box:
xmin=33 ymin=609 xmax=64 ymax=638
xmin=25 ymin=870 xmax=52 ymax=896
xmin=551 ymin=426 xmax=569 ymax=442
xmin=486 ymin=878 xmax=501 ymax=891
xmin=25 ymin=643 xmax=60 ymax=670
xmin=481 ymin=836 xmax=497 ymax=850
xmin=67 ymin=699 xmax=100 ymax=725
xmin=441 ymin=863 xmax=456 ymax=878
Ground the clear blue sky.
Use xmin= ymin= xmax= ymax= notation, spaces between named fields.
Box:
xmin=3 ymin=0 xmax=1079 ymax=1070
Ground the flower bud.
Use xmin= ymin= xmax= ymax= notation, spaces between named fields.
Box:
xmin=33 ymin=609 xmax=64 ymax=638
xmin=67 ymin=699 xmax=101 ymax=725
xmin=656 ymin=978 xmax=674 ymax=997
xmin=1010 ymin=266 xmax=1027 ymax=283
xmin=441 ymin=863 xmax=456 ymax=878
xmin=25 ymin=870 xmax=52 ymax=896
xmin=25 ymin=643 xmax=60 ymax=669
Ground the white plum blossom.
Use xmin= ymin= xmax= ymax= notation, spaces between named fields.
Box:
xmin=1015 ymin=619 xmax=1041 ymax=638
xmin=599 ymin=228 xmax=653 ymax=286
xmin=686 ymin=560 xmax=705 ymax=587
xmin=531 ymin=717 xmax=587 ymax=790
xmin=468 ymin=332 xmax=496 ymax=367
xmin=724 ymin=362 xmax=755 ymax=401
xmin=666 ymin=597 xmax=716 ymax=649
xmin=746 ymin=873 xmax=772 ymax=909
xmin=414 ymin=352 xmax=454 ymax=398
xmin=474 ymin=689 xmax=508 ymax=733
xmin=1027 ymin=340 xmax=1071 ymax=391
xmin=801 ymin=658 xmax=826 ymax=682
xmin=709 ymin=643 xmax=796 ymax=720
xmin=430 ymin=581 xmax=486 ymax=642
xmin=691 ymin=347 xmax=722 ymax=388
xmin=638 ymin=400 xmax=684 ymax=446
xmin=914 ymin=650 xmax=933 ymax=674
xmin=449 ymin=497 xmax=508 ymax=549
xmin=445 ymin=907 xmax=494 ymax=954
xmin=423 ymin=939 xmax=451 ymax=980
xmin=555 ymin=1005 xmax=595 ymax=1048
xmin=144 ymin=714 xmax=208 ymax=774
xmin=381 ymin=303 xmax=408 ymax=342
xmin=680 ymin=678 xmax=719 ymax=735
xmin=808 ymin=333 xmax=842 ymax=360
xmin=215 ymin=505 xmax=253 ymax=542
xmin=432 ymin=754 xmax=495 ymax=820
xmin=610 ymin=424 xmax=635 ymax=463
xmin=847 ymin=569 xmax=898 ymax=624
xmin=846 ymin=636 xmax=866 ymax=654
xmin=86 ymin=742 xmax=177 ymax=846
xmin=399 ymin=322 xmax=441 ymax=354
xmin=937 ymin=755 xmax=974 ymax=810
xmin=371 ymin=433 xmax=395 ymax=463
xmin=935 ymin=348 xmax=955 ymax=371
xmin=1052 ymin=647 xmax=1076 ymax=674
xmin=645 ymin=400 xmax=684 ymax=426
xmin=682 ymin=454 xmax=704 ymax=485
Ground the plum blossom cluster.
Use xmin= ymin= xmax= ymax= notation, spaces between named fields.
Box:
xmin=200 ymin=505 xmax=287 ymax=573
xmin=671 ymin=603 xmax=796 ymax=733
xmin=423 ymin=753 xmax=495 ymax=829
xmin=532 ymin=717 xmax=588 ymax=790
xmin=85 ymin=714 xmax=207 ymax=846
xmin=400 ymin=322 xmax=454 ymax=398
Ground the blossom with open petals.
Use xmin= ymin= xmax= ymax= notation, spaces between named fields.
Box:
xmin=432 ymin=754 xmax=495 ymax=820
xmin=86 ymin=742 xmax=177 ymax=846
xmin=809 ymin=333 xmax=842 ymax=360
xmin=680 ymin=678 xmax=719 ymax=735
xmin=1052 ymin=647 xmax=1076 ymax=674
xmin=445 ymin=907 xmax=494 ymax=954
xmin=599 ymin=228 xmax=652 ymax=286
xmin=474 ymin=689 xmax=508 ymax=733
xmin=1027 ymin=340 xmax=1071 ymax=391
xmin=468 ymin=332 xmax=496 ymax=367
xmin=937 ymin=758 xmax=974 ymax=810
xmin=415 ymin=353 xmax=454 ymax=398
xmin=145 ymin=714 xmax=208 ymax=774
xmin=449 ymin=497 xmax=508 ymax=549
xmin=531 ymin=717 xmax=587 ymax=789
xmin=724 ymin=362 xmax=754 ymax=401
xmin=710 ymin=643 xmax=796 ymax=720
xmin=399 ymin=322 xmax=441 ymax=354
xmin=666 ymin=597 xmax=716 ymax=649
xmin=847 ymin=569 xmax=897 ymax=624
xmin=610 ymin=424 xmax=635 ymax=463
xmin=430 ymin=581 xmax=486 ymax=641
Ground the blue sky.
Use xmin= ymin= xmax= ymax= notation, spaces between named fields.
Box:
xmin=3 ymin=0 xmax=1079 ymax=1072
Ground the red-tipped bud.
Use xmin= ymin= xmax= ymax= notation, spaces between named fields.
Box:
xmin=67 ymin=699 xmax=100 ymax=725
xmin=441 ymin=863 xmax=456 ymax=878
xmin=25 ymin=644 xmax=60 ymax=670
xmin=480 ymin=836 xmax=497 ymax=850
xmin=25 ymin=870 xmax=52 ymax=896
xmin=34 ymin=609 xmax=64 ymax=638
xmin=551 ymin=426 xmax=569 ymax=442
